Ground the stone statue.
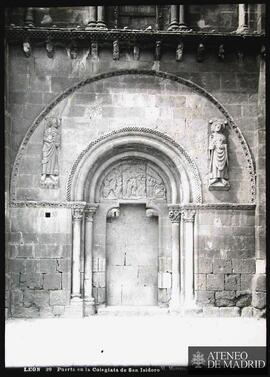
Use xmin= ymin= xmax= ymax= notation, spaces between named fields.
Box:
xmin=41 ymin=117 xmax=61 ymax=188
xmin=208 ymin=119 xmax=230 ymax=190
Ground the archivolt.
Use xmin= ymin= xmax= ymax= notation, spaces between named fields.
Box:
xmin=10 ymin=69 xmax=256 ymax=203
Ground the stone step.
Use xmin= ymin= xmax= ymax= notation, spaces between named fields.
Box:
xmin=97 ymin=306 xmax=169 ymax=316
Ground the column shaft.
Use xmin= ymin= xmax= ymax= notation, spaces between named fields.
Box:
xmin=71 ymin=210 xmax=83 ymax=298
xmin=169 ymin=210 xmax=181 ymax=311
xmin=182 ymin=210 xmax=196 ymax=308
xmin=97 ymin=6 xmax=107 ymax=28
xmin=86 ymin=6 xmax=97 ymax=28
xmin=237 ymin=4 xmax=248 ymax=32
xmin=168 ymin=5 xmax=178 ymax=30
xmin=84 ymin=210 xmax=96 ymax=315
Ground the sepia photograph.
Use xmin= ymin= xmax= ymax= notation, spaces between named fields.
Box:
xmin=4 ymin=1 xmax=267 ymax=372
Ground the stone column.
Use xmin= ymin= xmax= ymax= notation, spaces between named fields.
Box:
xmin=86 ymin=6 xmax=97 ymax=29
xmin=168 ymin=209 xmax=181 ymax=311
xmin=178 ymin=5 xmax=189 ymax=30
xmin=168 ymin=5 xmax=179 ymax=31
xmin=84 ymin=207 xmax=97 ymax=316
xmin=71 ymin=208 xmax=84 ymax=300
xmin=182 ymin=209 xmax=196 ymax=308
xmin=236 ymin=4 xmax=249 ymax=33
xmin=24 ymin=7 xmax=35 ymax=27
xmin=97 ymin=6 xmax=107 ymax=29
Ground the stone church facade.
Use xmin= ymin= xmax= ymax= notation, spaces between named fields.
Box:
xmin=5 ymin=4 xmax=266 ymax=318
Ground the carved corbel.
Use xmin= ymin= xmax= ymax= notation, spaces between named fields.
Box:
xmin=22 ymin=39 xmax=31 ymax=57
xmin=237 ymin=51 xmax=244 ymax=65
xmin=146 ymin=208 xmax=159 ymax=218
xmin=176 ymin=41 xmax=184 ymax=62
xmin=218 ymin=44 xmax=225 ymax=60
xmin=155 ymin=40 xmax=162 ymax=61
xmin=113 ymin=6 xmax=119 ymax=29
xmin=197 ymin=43 xmax=205 ymax=62
xmin=113 ymin=40 xmax=120 ymax=60
xmin=208 ymin=119 xmax=230 ymax=191
xmin=69 ymin=41 xmax=78 ymax=59
xmin=39 ymin=8 xmax=53 ymax=26
xmin=91 ymin=41 xmax=99 ymax=59
xmin=107 ymin=208 xmax=120 ymax=218
xmin=133 ymin=45 xmax=140 ymax=60
xmin=45 ymin=38 xmax=54 ymax=58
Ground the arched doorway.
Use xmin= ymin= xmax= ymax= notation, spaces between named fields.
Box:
xmin=67 ymin=128 xmax=202 ymax=315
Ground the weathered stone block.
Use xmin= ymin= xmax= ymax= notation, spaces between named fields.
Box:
xmin=235 ymin=291 xmax=252 ymax=307
xmin=252 ymin=274 xmax=266 ymax=292
xmin=206 ymin=274 xmax=224 ymax=291
xmin=215 ymin=291 xmax=235 ymax=307
xmin=20 ymin=273 xmax=43 ymax=289
xmin=24 ymin=290 xmax=50 ymax=308
xmin=35 ymin=244 xmax=62 ymax=258
xmin=225 ymin=274 xmax=240 ymax=290
xmin=213 ymin=259 xmax=232 ymax=273
xmin=43 ymin=273 xmax=62 ymax=290
xmin=53 ymin=305 xmax=65 ymax=316
xmin=195 ymin=291 xmax=215 ymax=306
xmin=240 ymin=274 xmax=253 ymax=291
xmin=232 ymin=258 xmax=256 ymax=273
xmin=11 ymin=306 xmax=40 ymax=318
xmin=93 ymin=272 xmax=106 ymax=288
xmin=219 ymin=307 xmax=240 ymax=317
xmin=241 ymin=307 xmax=253 ymax=317
xmin=197 ymin=258 xmax=213 ymax=273
xmin=50 ymin=290 xmax=69 ymax=306
xmin=195 ymin=274 xmax=206 ymax=290
xmin=11 ymin=290 xmax=23 ymax=305
xmin=253 ymin=308 xmax=266 ymax=319
xmin=98 ymin=287 xmax=105 ymax=303
xmin=202 ymin=307 xmax=220 ymax=317
xmin=159 ymin=256 xmax=171 ymax=272
xmin=39 ymin=259 xmax=57 ymax=273
xmin=25 ymin=260 xmax=40 ymax=273
xmin=7 ymin=259 xmax=26 ymax=273
xmin=61 ymin=273 xmax=71 ymax=290
xmin=252 ymin=292 xmax=266 ymax=309
xmin=56 ymin=259 xmax=71 ymax=273
xmin=17 ymin=245 xmax=34 ymax=258
xmin=9 ymin=232 xmax=22 ymax=243
xmin=158 ymin=272 xmax=171 ymax=289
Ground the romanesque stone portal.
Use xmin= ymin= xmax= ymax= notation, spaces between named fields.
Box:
xmin=5 ymin=4 xmax=265 ymax=319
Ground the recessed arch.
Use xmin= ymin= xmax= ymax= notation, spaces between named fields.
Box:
xmin=66 ymin=127 xmax=202 ymax=204
xmin=10 ymin=69 xmax=256 ymax=203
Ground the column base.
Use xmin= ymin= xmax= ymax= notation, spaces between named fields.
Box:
xmin=84 ymin=297 xmax=96 ymax=316
xmin=178 ymin=24 xmax=191 ymax=31
xmin=168 ymin=23 xmax=179 ymax=31
xmin=235 ymin=26 xmax=249 ymax=34
xmin=65 ymin=297 xmax=83 ymax=318
xmin=96 ymin=21 xmax=108 ymax=29
xmin=85 ymin=22 xmax=97 ymax=30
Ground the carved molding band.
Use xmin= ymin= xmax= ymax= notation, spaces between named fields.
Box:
xmin=10 ymin=69 xmax=255 ymax=203
xmin=8 ymin=201 xmax=255 ymax=210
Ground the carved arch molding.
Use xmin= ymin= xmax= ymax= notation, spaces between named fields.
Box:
xmin=10 ymin=69 xmax=256 ymax=203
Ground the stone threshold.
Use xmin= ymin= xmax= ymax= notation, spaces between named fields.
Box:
xmin=97 ymin=306 xmax=169 ymax=316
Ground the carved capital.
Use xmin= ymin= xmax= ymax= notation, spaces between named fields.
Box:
xmin=72 ymin=208 xmax=84 ymax=221
xmin=169 ymin=209 xmax=181 ymax=223
xmin=85 ymin=207 xmax=97 ymax=222
xmin=182 ymin=209 xmax=196 ymax=223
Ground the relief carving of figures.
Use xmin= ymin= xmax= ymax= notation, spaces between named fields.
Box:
xmin=40 ymin=117 xmax=61 ymax=189
xmin=208 ymin=119 xmax=230 ymax=190
xmin=101 ymin=161 xmax=166 ymax=200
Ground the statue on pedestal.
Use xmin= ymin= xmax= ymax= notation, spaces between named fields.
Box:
xmin=40 ymin=117 xmax=61 ymax=188
xmin=208 ymin=119 xmax=230 ymax=190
